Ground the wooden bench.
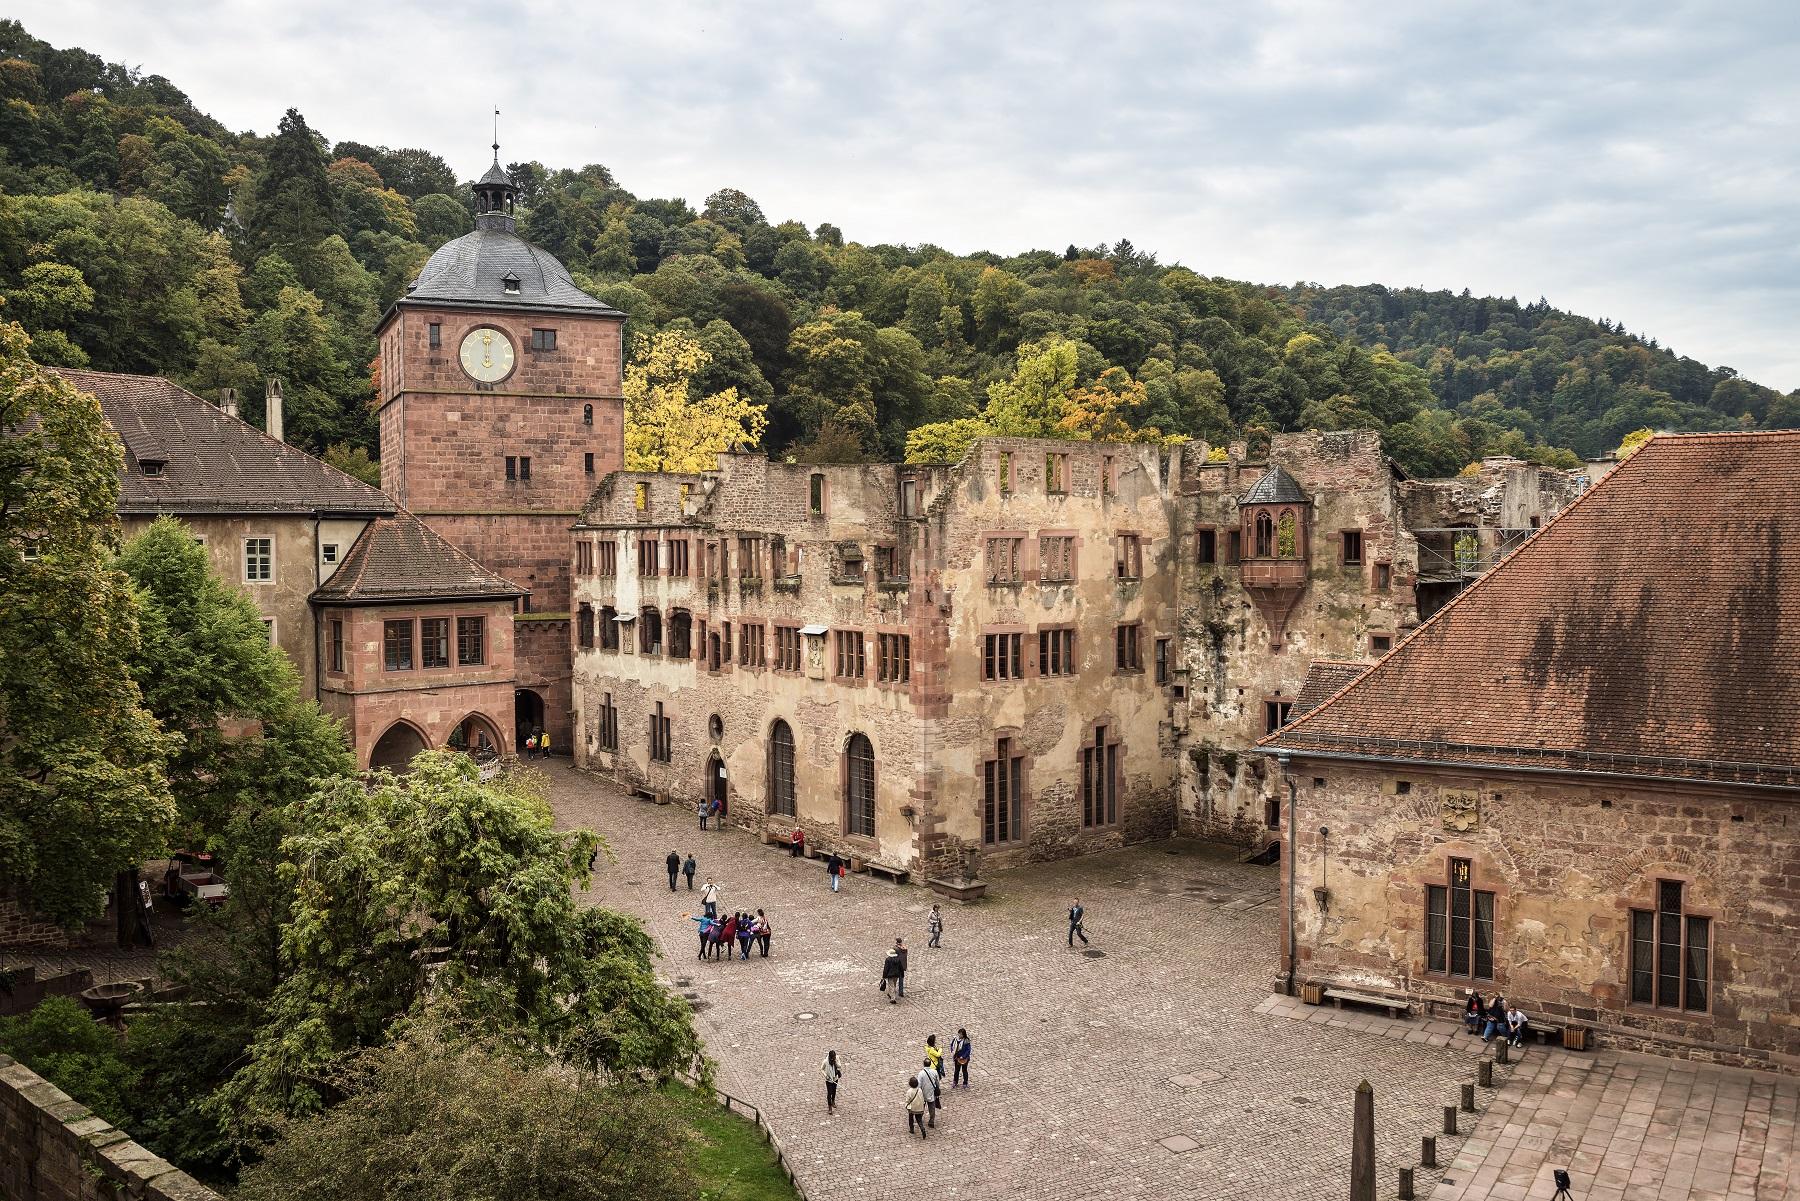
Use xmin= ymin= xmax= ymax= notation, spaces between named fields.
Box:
xmin=1526 ymin=1020 xmax=1564 ymax=1047
xmin=863 ymin=861 xmax=911 ymax=885
xmin=1323 ymin=988 xmax=1411 ymax=1019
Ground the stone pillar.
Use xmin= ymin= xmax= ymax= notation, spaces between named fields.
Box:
xmin=1351 ymin=1079 xmax=1374 ymax=1201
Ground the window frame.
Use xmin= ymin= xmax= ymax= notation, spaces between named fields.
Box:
xmin=1629 ymin=879 xmax=1713 ymax=1014
xmin=877 ymin=631 xmax=912 ymax=685
xmin=597 ymin=692 xmax=618 ymax=752
xmin=328 ymin=617 xmax=345 ymax=673
xmin=1115 ymin=533 xmax=1143 ymax=580
xmin=530 ymin=327 xmax=558 ymax=352
xmin=774 ymin=625 xmax=802 ymax=673
xmin=982 ymin=630 xmax=1025 ymax=682
xmin=419 ymin=616 xmax=451 ymax=669
xmin=1114 ymin=623 xmax=1141 ymax=673
xmin=1080 ymin=722 xmax=1119 ymax=828
xmin=1038 ymin=532 xmax=1076 ymax=583
xmin=1425 ymin=857 xmax=1496 ymax=982
xmin=457 ymin=615 xmax=486 ymax=666
xmin=382 ymin=618 xmax=414 ymax=672
xmin=834 ymin=630 xmax=866 ymax=681
xmin=1263 ymin=698 xmax=1294 ymax=733
xmin=983 ymin=735 xmax=1026 ymax=845
xmin=1341 ymin=529 xmax=1364 ymax=566
xmin=1196 ymin=527 xmax=1217 ymax=565
xmin=243 ymin=536 xmax=274 ymax=584
xmin=845 ymin=733 xmax=876 ymax=838
xmin=650 ymin=701 xmax=673 ymax=763
xmin=768 ymin=720 xmax=797 ymax=817
xmin=1038 ymin=625 xmax=1076 ymax=677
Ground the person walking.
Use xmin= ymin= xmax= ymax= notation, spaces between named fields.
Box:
xmin=697 ymin=799 xmax=709 ymax=831
xmin=880 ymin=946 xmax=904 ymax=1003
xmin=827 ymin=852 xmax=844 ymax=893
xmin=905 ymin=1075 xmax=927 ymax=1139
xmin=754 ymin=908 xmax=772 ymax=958
xmin=822 ymin=1051 xmax=843 ymax=1113
xmin=665 ymin=850 xmax=681 ymax=892
xmin=927 ymin=904 xmax=944 ymax=948
xmin=1068 ymin=897 xmax=1089 ymax=947
xmin=895 ymin=937 xmax=909 ymax=998
xmin=538 ymin=729 xmax=551 ymax=758
xmin=682 ymin=853 xmax=697 ymax=890
xmin=700 ymin=878 xmax=721 ymax=918
xmin=790 ymin=824 xmax=805 ymax=858
xmin=951 ymin=1028 xmax=971 ymax=1089
xmin=524 ymin=732 xmax=537 ymax=759
xmin=916 ymin=1059 xmax=941 ymax=1128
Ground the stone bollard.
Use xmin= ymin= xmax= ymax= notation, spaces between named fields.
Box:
xmin=1496 ymin=1039 xmax=1510 ymax=1065
xmin=1421 ymin=1135 xmax=1437 ymax=1168
xmin=1398 ymin=1166 xmax=1415 ymax=1200
xmin=1479 ymin=1058 xmax=1493 ymax=1088
xmin=1461 ymin=1082 xmax=1476 ymax=1112
xmin=1443 ymin=1105 xmax=1458 ymax=1136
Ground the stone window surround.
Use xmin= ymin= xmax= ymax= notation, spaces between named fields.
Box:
xmin=1037 ymin=623 xmax=1077 ymax=677
xmin=981 ymin=624 xmax=1028 ymax=683
xmin=379 ymin=611 xmax=494 ymax=674
xmin=873 ymin=627 xmax=912 ymax=689
xmin=983 ymin=724 xmax=1031 ymax=846
xmin=766 ymin=717 xmax=797 ymax=816
xmin=1114 ymin=622 xmax=1143 ymax=674
xmin=1037 ymin=529 xmax=1079 ymax=583
xmin=840 ymin=729 xmax=879 ymax=841
xmin=772 ymin=624 xmax=803 ymax=675
xmin=984 ymin=529 xmax=1029 ymax=585
xmin=1340 ymin=528 xmax=1365 ymax=566
xmin=1115 ymin=530 xmax=1145 ymax=580
xmin=1418 ymin=844 xmax=1506 ymax=987
xmin=1262 ymin=695 xmax=1294 ymax=734
xmin=243 ymin=534 xmax=274 ymax=584
xmin=1080 ymin=715 xmax=1123 ymax=828
xmin=1622 ymin=868 xmax=1717 ymax=1018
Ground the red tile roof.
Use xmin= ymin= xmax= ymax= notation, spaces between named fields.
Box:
xmin=1263 ymin=432 xmax=1800 ymax=789
xmin=312 ymin=513 xmax=523 ymax=605
xmin=1290 ymin=660 xmax=1373 ymax=720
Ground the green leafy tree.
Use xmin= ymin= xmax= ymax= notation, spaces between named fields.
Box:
xmin=216 ymin=752 xmax=702 ymax=1129
xmin=234 ymin=1029 xmax=698 ymax=1201
xmin=0 ymin=997 xmax=139 ymax=1125
xmin=0 ymin=324 xmax=177 ymax=925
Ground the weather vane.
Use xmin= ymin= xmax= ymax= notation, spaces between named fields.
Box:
xmin=492 ymin=106 xmax=500 ymax=162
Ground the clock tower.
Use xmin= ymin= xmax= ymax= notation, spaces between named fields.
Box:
xmin=374 ymin=151 xmax=626 ymax=749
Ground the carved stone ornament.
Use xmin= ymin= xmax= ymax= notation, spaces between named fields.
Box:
xmin=1440 ymin=789 xmax=1480 ymax=833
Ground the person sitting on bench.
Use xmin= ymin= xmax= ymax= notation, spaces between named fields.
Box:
xmin=1505 ymin=1003 xmax=1529 ymax=1048
xmin=1462 ymin=989 xmax=1487 ymax=1036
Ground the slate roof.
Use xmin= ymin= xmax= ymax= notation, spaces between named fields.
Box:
xmin=1289 ymin=660 xmax=1374 ymax=720
xmin=1262 ymin=432 xmax=1800 ymax=789
xmin=1242 ymin=465 xmax=1308 ymax=506
xmin=477 ymin=160 xmax=514 ymax=187
xmin=400 ymin=225 xmax=620 ymax=318
xmin=311 ymin=512 xmax=524 ymax=605
xmin=51 ymin=369 xmax=394 ymax=518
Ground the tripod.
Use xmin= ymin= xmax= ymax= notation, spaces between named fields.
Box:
xmin=1552 ymin=1168 xmax=1574 ymax=1200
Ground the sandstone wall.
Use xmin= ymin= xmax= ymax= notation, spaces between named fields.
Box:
xmin=1280 ymin=759 xmax=1800 ymax=1070
xmin=0 ymin=1054 xmax=219 ymax=1201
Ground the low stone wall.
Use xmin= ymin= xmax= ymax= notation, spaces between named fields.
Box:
xmin=0 ymin=891 xmax=73 ymax=950
xmin=0 ymin=1054 xmax=219 ymax=1201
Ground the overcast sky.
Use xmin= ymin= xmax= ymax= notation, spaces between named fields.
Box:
xmin=16 ymin=1 xmax=1800 ymax=390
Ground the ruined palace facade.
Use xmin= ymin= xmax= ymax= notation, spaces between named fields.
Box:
xmin=570 ymin=430 xmax=1580 ymax=874
xmin=570 ymin=441 xmax=1177 ymax=876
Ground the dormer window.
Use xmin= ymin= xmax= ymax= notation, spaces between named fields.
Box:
xmin=140 ymin=458 xmax=166 ymax=478
xmin=502 ymin=272 xmax=521 ymax=296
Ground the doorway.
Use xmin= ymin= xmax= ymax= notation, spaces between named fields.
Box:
xmin=707 ymin=752 xmax=728 ymax=817
xmin=514 ymin=688 xmax=545 ymax=751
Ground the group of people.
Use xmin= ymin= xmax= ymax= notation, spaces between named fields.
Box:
xmin=684 ymin=871 xmax=773 ymax=960
xmin=1462 ymin=989 xmax=1530 ymax=1047
xmin=819 ymin=1029 xmax=974 ymax=1137
xmin=520 ymin=728 xmax=551 ymax=758
xmin=696 ymin=797 xmax=725 ymax=829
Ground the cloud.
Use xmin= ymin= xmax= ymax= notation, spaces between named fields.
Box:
xmin=14 ymin=0 xmax=1800 ymax=388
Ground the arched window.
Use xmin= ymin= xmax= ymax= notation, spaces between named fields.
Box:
xmin=1254 ymin=511 xmax=1274 ymax=557
xmin=768 ymin=720 xmax=796 ymax=817
xmin=582 ymin=403 xmax=593 ymax=425
xmin=1277 ymin=511 xmax=1298 ymax=558
xmin=845 ymin=733 xmax=875 ymax=837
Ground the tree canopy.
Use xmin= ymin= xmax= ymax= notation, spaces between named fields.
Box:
xmin=0 ymin=18 xmax=1793 ymax=474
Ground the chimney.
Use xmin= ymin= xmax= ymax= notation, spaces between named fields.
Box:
xmin=218 ymin=387 xmax=239 ymax=420
xmin=265 ymin=377 xmax=285 ymax=442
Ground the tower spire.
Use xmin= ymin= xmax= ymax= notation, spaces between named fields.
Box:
xmin=492 ymin=106 xmax=500 ymax=164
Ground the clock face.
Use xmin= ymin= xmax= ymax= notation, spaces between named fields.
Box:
xmin=459 ymin=327 xmax=516 ymax=383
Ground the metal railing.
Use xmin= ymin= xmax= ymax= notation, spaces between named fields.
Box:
xmin=675 ymin=1067 xmax=811 ymax=1200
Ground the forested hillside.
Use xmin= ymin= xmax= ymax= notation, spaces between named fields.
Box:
xmin=2 ymin=20 xmax=1793 ymax=479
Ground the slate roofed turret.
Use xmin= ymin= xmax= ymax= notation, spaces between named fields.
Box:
xmin=1242 ymin=464 xmax=1308 ymax=506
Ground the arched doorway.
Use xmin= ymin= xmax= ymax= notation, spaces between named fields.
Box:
xmin=514 ymin=689 xmax=544 ymax=751
xmin=369 ymin=721 xmax=429 ymax=772
xmin=706 ymin=752 xmax=728 ymax=817
xmin=449 ymin=713 xmax=502 ymax=761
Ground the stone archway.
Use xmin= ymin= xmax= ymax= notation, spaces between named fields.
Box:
xmin=369 ymin=721 xmax=429 ymax=773
xmin=514 ymin=689 xmax=545 ymax=751
xmin=449 ymin=712 xmax=503 ymax=761
xmin=706 ymin=751 xmax=729 ymax=817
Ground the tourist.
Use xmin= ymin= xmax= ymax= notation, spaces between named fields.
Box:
xmin=698 ymin=799 xmax=709 ymax=830
xmin=1463 ymin=989 xmax=1486 ymax=1035
xmin=924 ymin=1034 xmax=943 ymax=1079
xmin=951 ymin=1028 xmax=971 ymax=1089
xmin=524 ymin=732 xmax=537 ymax=758
xmin=1068 ymin=897 xmax=1089 ymax=947
xmin=709 ymin=796 xmax=722 ymax=827
xmin=927 ymin=903 xmax=943 ymax=948
xmin=690 ymin=913 xmax=714 ymax=959
xmin=718 ymin=912 xmax=739 ymax=962
xmin=665 ymin=850 xmax=681 ymax=891
xmin=822 ymin=1050 xmax=842 ymax=1113
xmin=917 ymin=1058 xmax=940 ymax=1128
xmin=683 ymin=853 xmax=697 ymax=890
xmin=700 ymin=878 xmax=721 ymax=918
xmin=538 ymin=728 xmax=550 ymax=757
xmin=736 ymin=912 xmax=756 ymax=960
xmin=880 ymin=946 xmax=904 ymax=1003
xmin=827 ymin=851 xmax=844 ymax=893
xmin=905 ymin=1075 xmax=927 ymax=1138
xmin=1483 ymin=995 xmax=1507 ymax=1042
xmin=791 ymin=824 xmax=805 ymax=858
xmin=1506 ymin=1003 xmax=1529 ymax=1048
xmin=895 ymin=937 xmax=909 ymax=998
xmin=754 ymin=908 xmax=772 ymax=957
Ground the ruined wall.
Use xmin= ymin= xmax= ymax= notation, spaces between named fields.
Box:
xmin=0 ymin=1053 xmax=220 ymax=1200
xmin=1280 ymin=759 xmax=1800 ymax=1070
xmin=1173 ymin=432 xmax=1416 ymax=842
xmin=0 ymin=892 xmax=70 ymax=950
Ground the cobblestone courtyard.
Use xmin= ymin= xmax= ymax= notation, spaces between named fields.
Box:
xmin=552 ymin=764 xmax=1495 ymax=1201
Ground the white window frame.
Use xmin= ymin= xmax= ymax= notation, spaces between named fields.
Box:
xmin=244 ymin=536 xmax=274 ymax=584
xmin=321 ymin=542 xmax=340 ymax=565
xmin=261 ymin=617 xmax=277 ymax=644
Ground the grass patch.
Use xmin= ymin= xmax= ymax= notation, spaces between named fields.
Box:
xmin=666 ymin=1084 xmax=800 ymax=1201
